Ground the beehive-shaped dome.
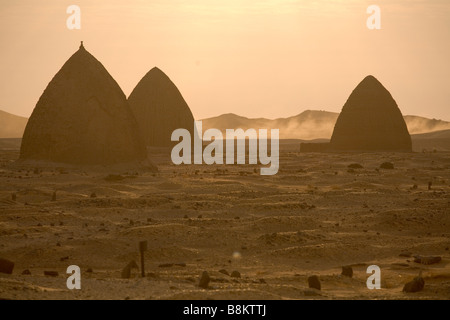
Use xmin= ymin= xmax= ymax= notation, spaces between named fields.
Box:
xmin=330 ymin=75 xmax=412 ymax=151
xmin=128 ymin=67 xmax=195 ymax=147
xmin=20 ymin=42 xmax=146 ymax=164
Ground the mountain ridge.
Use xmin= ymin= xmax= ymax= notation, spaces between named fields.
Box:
xmin=1 ymin=109 xmax=450 ymax=140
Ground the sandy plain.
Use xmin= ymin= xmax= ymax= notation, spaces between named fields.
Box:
xmin=0 ymin=139 xmax=449 ymax=300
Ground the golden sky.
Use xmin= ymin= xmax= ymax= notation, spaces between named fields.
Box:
xmin=0 ymin=0 xmax=449 ymax=120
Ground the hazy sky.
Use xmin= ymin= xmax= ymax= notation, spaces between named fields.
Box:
xmin=0 ymin=0 xmax=449 ymax=120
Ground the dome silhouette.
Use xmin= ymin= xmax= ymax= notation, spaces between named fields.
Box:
xmin=20 ymin=42 xmax=146 ymax=164
xmin=128 ymin=67 xmax=195 ymax=147
xmin=329 ymin=75 xmax=412 ymax=151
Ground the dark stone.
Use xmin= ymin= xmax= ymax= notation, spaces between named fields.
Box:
xmin=403 ymin=276 xmax=425 ymax=293
xmin=199 ymin=271 xmax=210 ymax=289
xmin=218 ymin=269 xmax=230 ymax=276
xmin=341 ymin=266 xmax=353 ymax=278
xmin=304 ymin=289 xmax=321 ymax=296
xmin=22 ymin=269 xmax=31 ymax=275
xmin=44 ymin=271 xmax=59 ymax=277
xmin=380 ymin=162 xmax=394 ymax=169
xmin=0 ymin=258 xmax=14 ymax=274
xmin=158 ymin=263 xmax=174 ymax=268
xmin=231 ymin=271 xmax=241 ymax=278
xmin=348 ymin=163 xmax=363 ymax=169
xmin=175 ymin=263 xmax=186 ymax=267
xmin=308 ymin=275 xmax=321 ymax=290
xmin=413 ymin=255 xmax=441 ymax=265
xmin=399 ymin=252 xmax=412 ymax=258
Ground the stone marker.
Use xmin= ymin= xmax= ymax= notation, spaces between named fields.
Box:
xmin=308 ymin=275 xmax=321 ymax=290
xmin=403 ymin=273 xmax=425 ymax=293
xmin=199 ymin=271 xmax=210 ymax=289
xmin=341 ymin=266 xmax=353 ymax=278
xmin=0 ymin=258 xmax=14 ymax=274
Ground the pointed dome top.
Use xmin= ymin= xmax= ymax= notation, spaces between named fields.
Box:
xmin=128 ymin=67 xmax=195 ymax=147
xmin=79 ymin=41 xmax=85 ymax=50
xmin=20 ymin=44 xmax=146 ymax=165
xmin=140 ymin=66 xmax=176 ymax=85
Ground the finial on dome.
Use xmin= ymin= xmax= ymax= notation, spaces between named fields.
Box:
xmin=80 ymin=41 xmax=84 ymax=49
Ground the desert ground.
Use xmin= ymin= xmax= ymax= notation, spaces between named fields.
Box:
xmin=0 ymin=139 xmax=449 ymax=300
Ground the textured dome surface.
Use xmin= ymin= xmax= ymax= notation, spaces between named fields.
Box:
xmin=128 ymin=67 xmax=195 ymax=147
xmin=330 ymin=75 xmax=412 ymax=151
xmin=20 ymin=43 xmax=146 ymax=164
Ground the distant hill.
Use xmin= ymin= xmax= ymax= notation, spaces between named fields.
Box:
xmin=1 ymin=108 xmax=450 ymax=141
xmin=0 ymin=110 xmax=28 ymax=138
xmin=201 ymin=111 xmax=450 ymax=140
xmin=403 ymin=115 xmax=450 ymax=134
xmin=202 ymin=110 xmax=339 ymax=140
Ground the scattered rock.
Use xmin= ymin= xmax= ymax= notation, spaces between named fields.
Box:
xmin=403 ymin=274 xmax=425 ymax=293
xmin=304 ymin=289 xmax=321 ymax=296
xmin=413 ymin=255 xmax=441 ymax=265
xmin=52 ymin=191 xmax=57 ymax=202
xmin=428 ymin=181 xmax=432 ymax=190
xmin=90 ymin=193 xmax=97 ymax=198
xmin=219 ymin=269 xmax=230 ymax=276
xmin=21 ymin=269 xmax=31 ymax=275
xmin=0 ymin=258 xmax=15 ymax=274
xmin=231 ymin=271 xmax=241 ymax=278
xmin=259 ymin=278 xmax=267 ymax=284
xmin=341 ymin=266 xmax=353 ymax=278
xmin=380 ymin=162 xmax=394 ymax=169
xmin=158 ymin=263 xmax=174 ymax=268
xmin=104 ymin=174 xmax=125 ymax=182
xmin=348 ymin=163 xmax=363 ymax=169
xmin=199 ymin=271 xmax=210 ymax=289
xmin=44 ymin=271 xmax=59 ymax=277
xmin=86 ymin=268 xmax=93 ymax=273
xmin=175 ymin=263 xmax=186 ymax=267
xmin=308 ymin=275 xmax=321 ymax=290
xmin=60 ymin=256 xmax=69 ymax=262
xmin=121 ymin=260 xmax=139 ymax=279
xmin=399 ymin=252 xmax=412 ymax=258
xmin=11 ymin=193 xmax=16 ymax=201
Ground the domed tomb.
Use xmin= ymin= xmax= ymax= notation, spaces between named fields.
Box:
xmin=128 ymin=67 xmax=195 ymax=147
xmin=330 ymin=75 xmax=412 ymax=151
xmin=20 ymin=42 xmax=146 ymax=164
